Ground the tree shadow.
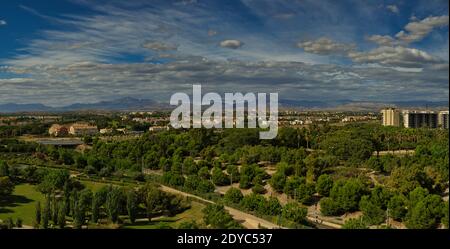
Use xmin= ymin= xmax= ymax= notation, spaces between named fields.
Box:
xmin=0 ymin=194 xmax=34 ymax=209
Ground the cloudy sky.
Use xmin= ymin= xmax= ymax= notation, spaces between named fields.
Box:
xmin=0 ymin=0 xmax=448 ymax=106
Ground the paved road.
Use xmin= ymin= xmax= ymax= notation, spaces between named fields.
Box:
xmin=159 ymin=185 xmax=285 ymax=229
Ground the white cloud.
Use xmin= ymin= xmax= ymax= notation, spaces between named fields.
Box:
xmin=297 ymin=38 xmax=356 ymax=55
xmin=219 ymin=40 xmax=244 ymax=49
xmin=143 ymin=41 xmax=178 ymax=51
xmin=348 ymin=46 xmax=442 ymax=68
xmin=0 ymin=20 xmax=6 ymax=26
xmin=386 ymin=5 xmax=399 ymax=14
xmin=366 ymin=35 xmax=397 ymax=46
xmin=396 ymin=15 xmax=449 ymax=43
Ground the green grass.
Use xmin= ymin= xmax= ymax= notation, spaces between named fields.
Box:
xmin=0 ymin=183 xmax=45 ymax=226
xmin=80 ymin=180 xmax=111 ymax=192
xmin=123 ymin=201 xmax=205 ymax=229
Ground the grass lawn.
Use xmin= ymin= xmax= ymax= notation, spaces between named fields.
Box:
xmin=123 ymin=201 xmax=205 ymax=229
xmin=80 ymin=180 xmax=111 ymax=192
xmin=0 ymin=183 xmax=45 ymax=226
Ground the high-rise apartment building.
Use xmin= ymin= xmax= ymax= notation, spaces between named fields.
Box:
xmin=381 ymin=108 xmax=400 ymax=127
xmin=438 ymin=110 xmax=449 ymax=129
xmin=402 ymin=110 xmax=438 ymax=128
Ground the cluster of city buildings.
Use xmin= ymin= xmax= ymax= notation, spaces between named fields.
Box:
xmin=381 ymin=108 xmax=449 ymax=129
xmin=49 ymin=122 xmax=99 ymax=137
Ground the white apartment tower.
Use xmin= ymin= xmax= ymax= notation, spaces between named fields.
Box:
xmin=381 ymin=108 xmax=400 ymax=127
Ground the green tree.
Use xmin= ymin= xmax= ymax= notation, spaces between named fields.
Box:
xmin=387 ymin=194 xmax=407 ymax=221
xmin=211 ymin=167 xmax=230 ymax=186
xmin=126 ymin=190 xmax=138 ymax=224
xmin=316 ymin=174 xmax=333 ymax=196
xmin=202 ymin=204 xmax=242 ymax=229
xmin=0 ymin=176 xmax=14 ymax=198
xmin=105 ymin=187 xmax=123 ymax=223
xmin=0 ymin=160 xmax=9 ymax=177
xmin=57 ymin=202 xmax=66 ymax=229
xmin=282 ymin=202 xmax=307 ymax=224
xmin=270 ymin=172 xmax=286 ymax=193
xmin=91 ymin=194 xmax=100 ymax=224
xmin=295 ymin=183 xmax=315 ymax=204
xmin=35 ymin=201 xmax=41 ymax=226
xmin=224 ymin=187 xmax=243 ymax=205
xmin=342 ymin=218 xmax=368 ymax=229
xmin=319 ymin=197 xmax=340 ymax=216
xmin=42 ymin=196 xmax=50 ymax=229
xmin=359 ymin=195 xmax=385 ymax=225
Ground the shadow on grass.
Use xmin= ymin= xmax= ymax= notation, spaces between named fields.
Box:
xmin=0 ymin=195 xmax=34 ymax=211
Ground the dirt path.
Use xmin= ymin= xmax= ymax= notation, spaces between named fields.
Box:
xmin=159 ymin=185 xmax=284 ymax=229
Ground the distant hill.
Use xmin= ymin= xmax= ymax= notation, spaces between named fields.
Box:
xmin=0 ymin=97 xmax=448 ymax=113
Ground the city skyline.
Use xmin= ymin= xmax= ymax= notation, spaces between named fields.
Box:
xmin=0 ymin=0 xmax=448 ymax=107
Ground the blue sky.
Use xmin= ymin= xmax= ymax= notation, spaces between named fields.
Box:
xmin=0 ymin=0 xmax=448 ymax=106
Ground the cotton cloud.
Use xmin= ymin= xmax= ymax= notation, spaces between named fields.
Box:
xmin=297 ymin=38 xmax=356 ymax=55
xmin=366 ymin=35 xmax=397 ymax=46
xmin=1 ymin=59 xmax=447 ymax=106
xmin=219 ymin=40 xmax=244 ymax=49
xmin=348 ymin=46 xmax=442 ymax=68
xmin=386 ymin=5 xmax=399 ymax=14
xmin=0 ymin=20 xmax=6 ymax=26
xmin=143 ymin=41 xmax=178 ymax=51
xmin=396 ymin=15 xmax=449 ymax=43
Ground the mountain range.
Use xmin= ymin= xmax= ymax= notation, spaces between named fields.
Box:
xmin=0 ymin=97 xmax=448 ymax=113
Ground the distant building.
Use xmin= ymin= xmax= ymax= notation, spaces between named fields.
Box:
xmin=438 ymin=110 xmax=449 ymax=129
xmin=48 ymin=124 xmax=69 ymax=137
xmin=381 ymin=108 xmax=400 ymax=127
xmin=149 ymin=126 xmax=169 ymax=132
xmin=69 ymin=123 xmax=98 ymax=136
xmin=99 ymin=128 xmax=113 ymax=134
xmin=402 ymin=110 xmax=438 ymax=128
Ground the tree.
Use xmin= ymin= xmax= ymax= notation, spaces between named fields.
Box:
xmin=295 ymin=183 xmax=315 ymax=204
xmin=239 ymin=174 xmax=252 ymax=189
xmin=178 ymin=220 xmax=199 ymax=229
xmin=91 ymin=194 xmax=100 ymax=224
xmin=37 ymin=170 xmax=70 ymax=194
xmin=342 ymin=218 xmax=368 ymax=229
xmin=202 ymin=204 xmax=242 ymax=229
xmin=35 ymin=201 xmax=41 ymax=226
xmin=198 ymin=167 xmax=210 ymax=180
xmin=330 ymin=178 xmax=367 ymax=213
xmin=57 ymin=202 xmax=66 ymax=229
xmin=226 ymin=165 xmax=240 ymax=184
xmin=73 ymin=202 xmax=84 ymax=229
xmin=224 ymin=187 xmax=243 ymax=205
xmin=319 ymin=197 xmax=340 ymax=216
xmin=105 ymin=187 xmax=123 ymax=223
xmin=269 ymin=172 xmax=286 ymax=193
xmin=316 ymin=174 xmax=333 ymax=196
xmin=284 ymin=176 xmax=303 ymax=197
xmin=184 ymin=175 xmax=200 ymax=191
xmin=126 ymin=190 xmax=138 ymax=224
xmin=359 ymin=195 xmax=385 ymax=225
xmin=0 ymin=160 xmax=9 ymax=177
xmin=405 ymin=194 xmax=445 ymax=229
xmin=259 ymin=197 xmax=282 ymax=216
xmin=387 ymin=194 xmax=407 ymax=221
xmin=282 ymin=202 xmax=307 ymax=224
xmin=0 ymin=176 xmax=14 ymax=198
xmin=146 ymin=186 xmax=165 ymax=220
xmin=442 ymin=201 xmax=449 ymax=228
xmin=42 ymin=196 xmax=50 ymax=229
xmin=211 ymin=167 xmax=230 ymax=186
xmin=196 ymin=179 xmax=215 ymax=193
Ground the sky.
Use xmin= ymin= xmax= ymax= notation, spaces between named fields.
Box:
xmin=0 ymin=0 xmax=448 ymax=106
